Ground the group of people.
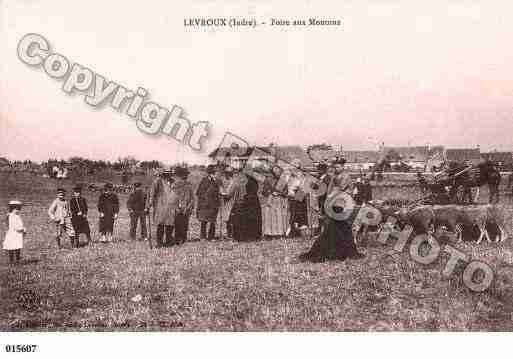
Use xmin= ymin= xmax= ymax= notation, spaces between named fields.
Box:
xmin=49 ymin=165 xmax=69 ymax=179
xmin=4 ymin=159 xmax=371 ymax=264
xmin=48 ymin=183 xmax=120 ymax=248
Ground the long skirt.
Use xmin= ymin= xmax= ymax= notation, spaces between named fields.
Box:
xmin=99 ymin=216 xmax=115 ymax=234
xmin=299 ymin=218 xmax=359 ymax=262
xmin=71 ymin=216 xmax=91 ymax=234
xmin=289 ymin=198 xmax=308 ymax=227
xmin=262 ymin=196 xmax=289 ymax=236
xmin=231 ymin=197 xmax=262 ymax=242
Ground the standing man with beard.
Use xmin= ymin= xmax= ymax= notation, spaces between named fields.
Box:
xmin=127 ymin=182 xmax=147 ymax=241
xmin=286 ymin=159 xmax=308 ymax=237
xmin=146 ymin=169 xmax=178 ymax=247
xmin=173 ymin=167 xmax=194 ymax=245
xmin=196 ymin=164 xmax=221 ymax=241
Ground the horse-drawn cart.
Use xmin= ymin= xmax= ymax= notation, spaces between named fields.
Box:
xmin=422 ymin=162 xmax=500 ymax=205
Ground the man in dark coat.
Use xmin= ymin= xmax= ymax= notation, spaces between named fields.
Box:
xmin=196 ymin=164 xmax=221 ymax=240
xmin=362 ymin=175 xmax=373 ymax=203
xmin=127 ymin=182 xmax=147 ymax=241
xmin=69 ymin=185 xmax=91 ymax=247
xmin=98 ymin=183 xmax=120 ymax=243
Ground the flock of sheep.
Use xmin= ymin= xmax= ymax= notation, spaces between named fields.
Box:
xmin=368 ymin=201 xmax=508 ymax=245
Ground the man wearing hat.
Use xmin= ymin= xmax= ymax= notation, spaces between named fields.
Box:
xmin=172 ymin=167 xmax=194 ymax=245
xmin=97 ymin=183 xmax=120 ymax=243
xmin=219 ymin=166 xmax=235 ymax=239
xmin=286 ymin=159 xmax=309 ymax=237
xmin=196 ymin=164 xmax=221 ymax=240
xmin=146 ymin=168 xmax=179 ymax=247
xmin=69 ymin=185 xmax=92 ymax=247
xmin=127 ymin=182 xmax=147 ymax=241
xmin=327 ymin=158 xmax=351 ymax=194
xmin=48 ymin=188 xmax=75 ymax=248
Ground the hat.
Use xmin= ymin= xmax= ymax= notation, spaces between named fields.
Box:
xmin=334 ymin=158 xmax=346 ymax=166
xmin=175 ymin=166 xmax=189 ymax=178
xmin=317 ymin=163 xmax=328 ymax=172
xmin=8 ymin=200 xmax=22 ymax=206
xmin=57 ymin=188 xmax=66 ymax=194
xmin=206 ymin=164 xmax=217 ymax=174
xmin=224 ymin=166 xmax=234 ymax=173
xmin=133 ymin=182 xmax=142 ymax=188
xmin=161 ymin=168 xmax=173 ymax=178
xmin=104 ymin=183 xmax=113 ymax=190
xmin=72 ymin=185 xmax=82 ymax=192
xmin=291 ymin=159 xmax=302 ymax=168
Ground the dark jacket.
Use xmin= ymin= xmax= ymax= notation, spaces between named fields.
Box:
xmin=196 ymin=175 xmax=221 ymax=222
xmin=98 ymin=192 xmax=119 ymax=218
xmin=69 ymin=197 xmax=88 ymax=217
xmin=127 ymin=189 xmax=146 ymax=212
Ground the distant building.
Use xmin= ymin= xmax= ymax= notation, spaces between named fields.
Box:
xmin=381 ymin=145 xmax=444 ymax=171
xmin=481 ymin=151 xmax=513 ymax=170
xmin=341 ymin=150 xmax=381 ymax=170
xmin=208 ymin=145 xmax=313 ymax=170
xmin=444 ymin=148 xmax=481 ymax=165
xmin=306 ymin=148 xmax=341 ymax=165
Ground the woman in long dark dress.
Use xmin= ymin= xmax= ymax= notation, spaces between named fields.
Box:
xmin=299 ymin=161 xmax=364 ymax=262
xmin=299 ymin=206 xmax=362 ymax=262
xmin=229 ymin=171 xmax=263 ymax=242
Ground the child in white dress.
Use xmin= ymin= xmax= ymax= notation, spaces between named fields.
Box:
xmin=3 ymin=200 xmax=26 ymax=264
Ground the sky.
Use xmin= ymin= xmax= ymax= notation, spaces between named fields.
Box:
xmin=2 ymin=0 xmax=513 ymax=164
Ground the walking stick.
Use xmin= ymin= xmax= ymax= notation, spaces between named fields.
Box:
xmin=112 ymin=216 xmax=117 ymax=243
xmin=307 ymin=193 xmax=313 ymax=241
xmin=147 ymin=210 xmax=153 ymax=249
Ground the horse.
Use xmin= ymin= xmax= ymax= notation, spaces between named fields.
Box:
xmin=440 ymin=161 xmax=501 ymax=204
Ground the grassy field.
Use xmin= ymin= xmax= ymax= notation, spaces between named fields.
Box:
xmin=1 ymin=171 xmax=513 ymax=331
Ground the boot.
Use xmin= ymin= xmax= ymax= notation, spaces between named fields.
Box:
xmin=56 ymin=236 xmax=62 ymax=249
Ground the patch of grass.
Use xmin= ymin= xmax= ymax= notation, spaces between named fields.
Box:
xmin=1 ymin=173 xmax=512 ymax=330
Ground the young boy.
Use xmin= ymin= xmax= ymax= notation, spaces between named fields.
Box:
xmin=69 ymin=185 xmax=92 ymax=247
xmin=48 ymin=188 xmax=75 ymax=248
xmin=98 ymin=183 xmax=119 ymax=243
xmin=127 ymin=182 xmax=147 ymax=241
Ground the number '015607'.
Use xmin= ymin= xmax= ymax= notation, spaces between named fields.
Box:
xmin=5 ymin=344 xmax=38 ymax=353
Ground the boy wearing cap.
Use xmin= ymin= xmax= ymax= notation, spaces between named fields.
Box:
xmin=48 ymin=188 xmax=75 ymax=249
xmin=69 ymin=185 xmax=92 ymax=247
xmin=98 ymin=183 xmax=119 ymax=243
xmin=127 ymin=182 xmax=147 ymax=241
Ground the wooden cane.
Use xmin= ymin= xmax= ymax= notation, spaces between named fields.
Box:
xmin=147 ymin=210 xmax=153 ymax=249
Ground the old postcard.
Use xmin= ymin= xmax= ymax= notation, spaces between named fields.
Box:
xmin=1 ymin=0 xmax=512 ymax=357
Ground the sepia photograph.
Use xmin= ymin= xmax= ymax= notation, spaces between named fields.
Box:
xmin=1 ymin=0 xmax=512 ymax=356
